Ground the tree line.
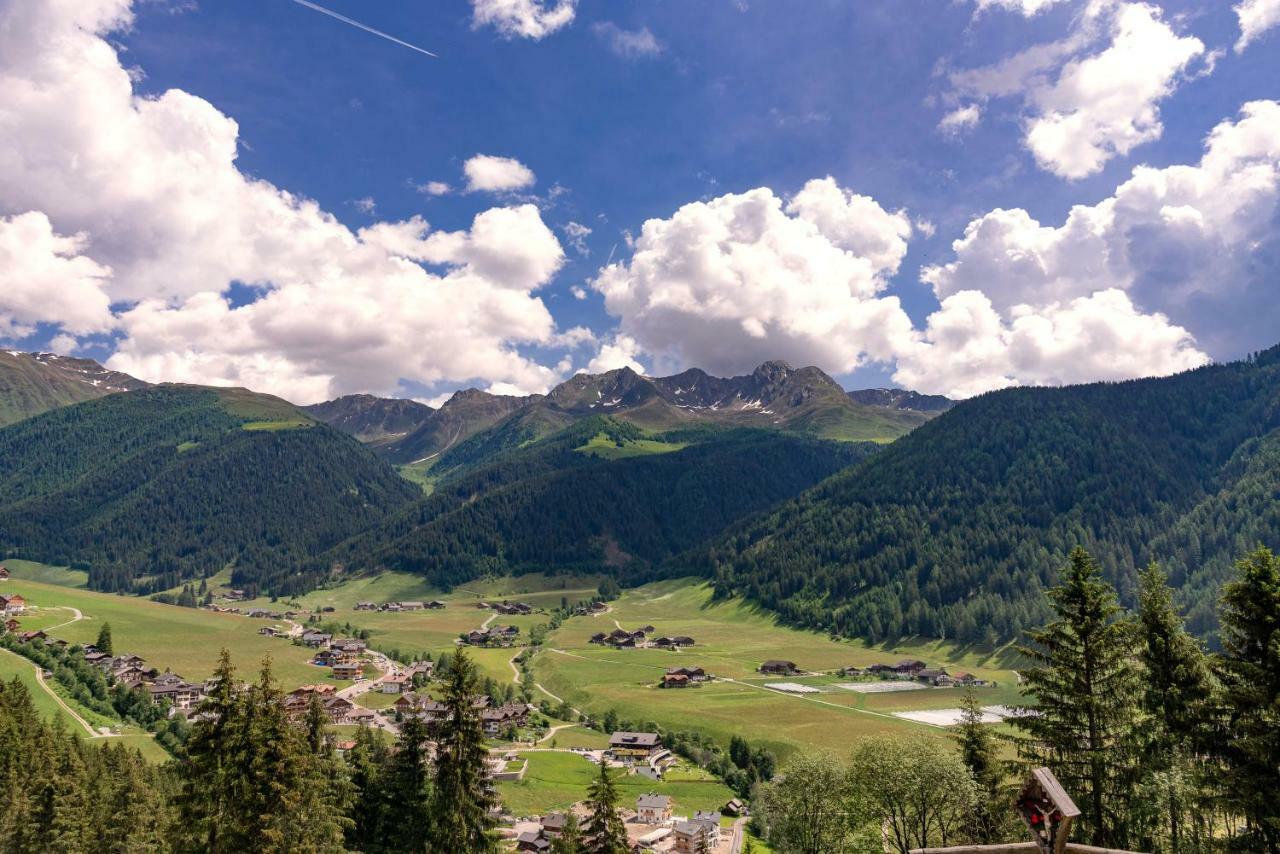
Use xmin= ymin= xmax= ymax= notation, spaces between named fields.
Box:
xmin=753 ymin=545 xmax=1280 ymax=853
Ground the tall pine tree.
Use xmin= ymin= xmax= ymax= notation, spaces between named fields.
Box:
xmin=428 ymin=648 xmax=497 ymax=853
xmin=386 ymin=713 xmax=434 ymax=852
xmin=1014 ymin=546 xmax=1144 ymax=848
xmin=953 ymin=686 xmax=1006 ymax=843
xmin=1215 ymin=546 xmax=1280 ymax=851
xmin=95 ymin=622 xmax=113 ymax=656
xmin=581 ymin=760 xmax=628 ymax=854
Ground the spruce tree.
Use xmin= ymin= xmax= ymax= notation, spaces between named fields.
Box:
xmin=345 ymin=724 xmax=390 ymax=853
xmin=1014 ymin=546 xmax=1143 ymax=848
xmin=174 ymin=649 xmax=250 ymax=852
xmin=428 ymin=648 xmax=497 ymax=853
xmin=1215 ymin=546 xmax=1280 ymax=850
xmin=953 ymin=686 xmax=1005 ymax=843
xmin=581 ymin=760 xmax=628 ymax=854
xmin=386 ymin=713 xmax=434 ymax=852
xmin=551 ymin=812 xmax=583 ymax=854
xmin=95 ymin=622 xmax=113 ymax=656
xmin=1134 ymin=561 xmax=1215 ymax=852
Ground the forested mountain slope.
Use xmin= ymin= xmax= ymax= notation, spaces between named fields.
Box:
xmin=331 ymin=416 xmax=875 ymax=589
xmin=0 ymin=385 xmax=419 ymax=594
xmin=0 ymin=350 xmax=148 ymax=426
xmin=702 ymin=347 xmax=1280 ymax=643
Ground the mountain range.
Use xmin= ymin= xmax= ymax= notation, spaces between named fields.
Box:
xmin=306 ymin=360 xmax=943 ymax=469
xmin=4 ymin=345 xmax=1277 ymax=641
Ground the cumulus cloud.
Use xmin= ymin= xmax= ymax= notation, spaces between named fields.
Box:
xmin=471 ymin=0 xmax=576 ymax=40
xmin=586 ymin=335 xmax=646 ymax=375
xmin=0 ymin=212 xmax=114 ymax=339
xmin=0 ymin=0 xmax=571 ymax=402
xmin=950 ymin=2 xmax=1206 ymax=179
xmin=939 ymin=104 xmax=982 ymax=136
xmin=592 ymin=22 xmax=663 ymax=59
xmin=591 ymin=177 xmax=918 ymax=377
xmin=910 ymin=100 xmax=1280 ymax=393
xmin=463 ymin=154 xmax=537 ymax=193
xmin=561 ymin=221 xmax=592 ymax=255
xmin=894 ymin=289 xmax=1207 ymax=398
xmin=974 ymin=0 xmax=1070 ymax=13
xmin=1236 ymin=0 xmax=1280 ymax=52
xmin=416 ymin=181 xmax=452 ymax=196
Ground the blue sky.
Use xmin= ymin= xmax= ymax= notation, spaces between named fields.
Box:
xmin=1 ymin=0 xmax=1278 ymax=403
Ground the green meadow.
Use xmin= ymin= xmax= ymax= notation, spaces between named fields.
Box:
xmin=4 ymin=578 xmax=326 ymax=689
xmin=533 ymin=578 xmax=1023 ymax=759
xmin=496 ymin=751 xmax=734 ymax=817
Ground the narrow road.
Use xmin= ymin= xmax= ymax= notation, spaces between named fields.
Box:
xmin=508 ymin=652 xmax=521 ymax=684
xmin=33 ymin=665 xmax=99 ymax=736
xmin=480 ymin=613 xmax=497 ymax=630
xmin=730 ymin=817 xmax=748 ymax=853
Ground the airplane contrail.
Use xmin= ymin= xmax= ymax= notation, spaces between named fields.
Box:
xmin=288 ymin=0 xmax=438 ymax=58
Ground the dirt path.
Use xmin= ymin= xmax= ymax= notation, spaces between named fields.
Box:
xmin=508 ymin=652 xmax=521 ymax=684
xmin=32 ymin=665 xmax=100 ymax=736
xmin=43 ymin=606 xmax=84 ymax=632
xmin=480 ymin=613 xmax=497 ymax=630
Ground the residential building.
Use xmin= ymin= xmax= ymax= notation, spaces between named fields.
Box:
xmin=331 ymin=661 xmax=364 ymax=681
xmin=147 ymin=672 xmax=202 ymax=710
xmin=515 ymin=830 xmax=551 ymax=852
xmin=606 ymin=731 xmax=662 ymax=763
xmin=480 ymin=702 xmax=529 ymax=736
xmin=758 ymin=660 xmax=798 ymax=675
xmin=917 ymin=668 xmax=953 ymax=687
xmin=635 ymin=793 xmax=673 ymax=824
xmin=426 ymin=600 xmax=447 ymax=609
xmin=301 ymin=631 xmax=332 ymax=648
xmin=894 ymin=659 xmax=927 ymax=675
xmin=381 ymin=674 xmax=409 ymax=694
xmin=0 ymin=593 xmax=26 ymax=616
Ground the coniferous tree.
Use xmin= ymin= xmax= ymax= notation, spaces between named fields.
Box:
xmin=174 ymin=649 xmax=249 ymax=852
xmin=1215 ymin=546 xmax=1280 ymax=851
xmin=1134 ymin=561 xmax=1216 ymax=852
xmin=386 ymin=713 xmax=434 ymax=852
xmin=550 ymin=812 xmax=583 ymax=854
xmin=428 ymin=648 xmax=497 ymax=853
xmin=345 ymin=724 xmax=390 ymax=853
xmin=954 ymin=686 xmax=1005 ymax=843
xmin=581 ymin=760 xmax=628 ymax=854
xmin=1014 ymin=547 xmax=1144 ymax=849
xmin=95 ymin=622 xmax=113 ymax=656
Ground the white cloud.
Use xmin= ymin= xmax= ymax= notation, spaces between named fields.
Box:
xmin=353 ymin=196 xmax=376 ymax=215
xmin=0 ymin=212 xmax=114 ymax=340
xmin=463 ymin=154 xmax=537 ymax=193
xmin=592 ymin=22 xmax=663 ymax=59
xmin=950 ymin=2 xmax=1206 ymax=179
xmin=471 ymin=0 xmax=576 ymax=40
xmin=911 ymin=100 xmax=1280 ymax=394
xmin=416 ymin=181 xmax=452 ymax=196
xmin=974 ymin=0 xmax=1070 ymax=14
xmin=561 ymin=220 xmax=592 ymax=255
xmin=570 ymin=285 xmax=587 ymax=300
xmin=586 ymin=335 xmax=646 ymax=375
xmin=0 ymin=0 xmax=572 ymax=402
xmin=939 ymin=104 xmax=982 ymax=136
xmin=591 ymin=178 xmax=918 ymax=377
xmin=1236 ymin=0 xmax=1280 ymax=52
xmin=894 ymin=289 xmax=1207 ymax=398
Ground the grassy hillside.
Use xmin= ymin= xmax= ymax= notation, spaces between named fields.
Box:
xmin=0 ymin=385 xmax=419 ymax=595
xmin=0 ymin=351 xmax=147 ymax=426
xmin=704 ymin=346 xmax=1280 ymax=643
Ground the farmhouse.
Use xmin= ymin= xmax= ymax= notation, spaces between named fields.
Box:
xmin=918 ymin=668 xmax=953 ymax=687
xmin=466 ymin=625 xmax=519 ymax=647
xmin=381 ymin=674 xmax=410 ymax=694
xmin=953 ymin=672 xmax=990 ymax=687
xmin=672 ymin=813 xmax=721 ymax=853
xmin=492 ymin=601 xmax=532 ymax=615
xmin=539 ymin=814 xmax=567 ymax=837
xmin=398 ymin=601 xmax=425 ymax=611
xmin=426 ymin=600 xmax=447 ymax=609
xmin=759 ymin=660 xmax=798 ymax=675
xmin=354 ymin=602 xmax=377 ymax=611
xmin=0 ymin=593 xmax=26 ymax=616
xmin=662 ymin=666 xmax=708 ymax=687
xmin=515 ymin=831 xmax=551 ymax=852
xmin=480 ymin=701 xmax=529 ymax=736
xmin=301 ymin=631 xmax=332 ymax=648
xmin=589 ymin=632 xmax=607 ymax=644
xmin=723 ymin=798 xmax=745 ymax=817
xmin=405 ymin=660 xmax=435 ymax=679
xmin=841 ymin=665 xmax=866 ymax=677
xmin=662 ymin=672 xmax=689 ymax=688
xmin=635 ymin=793 xmax=672 ymax=824
xmin=895 ymin=659 xmax=927 ymax=675
xmin=606 ymin=731 xmax=662 ymax=763
xmin=147 ymin=672 xmax=203 ymax=710
xmin=17 ymin=631 xmax=47 ymax=643
xmin=332 ymin=661 xmax=364 ymax=681
xmin=332 ymin=638 xmax=367 ymax=654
